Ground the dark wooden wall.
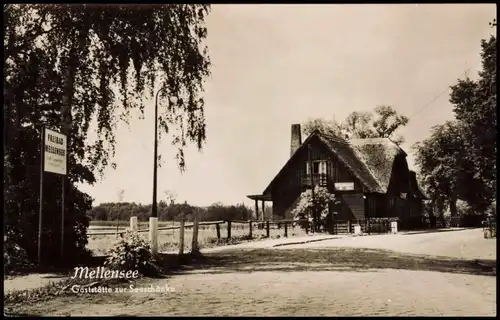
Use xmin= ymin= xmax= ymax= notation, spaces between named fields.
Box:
xmin=270 ymin=137 xmax=426 ymax=221
xmin=385 ymin=154 xmax=425 ymax=220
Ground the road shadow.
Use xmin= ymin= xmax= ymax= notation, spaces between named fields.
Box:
xmin=400 ymin=228 xmax=480 ymax=236
xmin=156 ymin=248 xmax=496 ymax=277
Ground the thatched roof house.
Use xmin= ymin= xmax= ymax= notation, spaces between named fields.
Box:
xmin=248 ymin=124 xmax=427 ymax=224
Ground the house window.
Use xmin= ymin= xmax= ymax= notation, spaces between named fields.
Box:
xmin=306 ymin=161 xmax=328 ymax=186
xmin=306 ymin=161 xmax=327 ymax=175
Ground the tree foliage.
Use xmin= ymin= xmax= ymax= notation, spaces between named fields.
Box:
xmin=303 ymin=105 xmax=409 ymax=144
xmin=302 ymin=117 xmax=345 ymax=139
xmin=413 ymin=121 xmax=468 ymax=216
xmin=290 ymin=186 xmax=339 ymax=232
xmin=414 ymin=22 xmax=496 ymax=216
xmin=3 ymin=4 xmax=211 ymax=265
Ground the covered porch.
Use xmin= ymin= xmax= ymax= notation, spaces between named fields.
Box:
xmin=246 ymin=194 xmax=272 ymax=221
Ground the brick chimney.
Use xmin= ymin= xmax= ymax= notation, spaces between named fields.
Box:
xmin=290 ymin=124 xmax=302 ymax=157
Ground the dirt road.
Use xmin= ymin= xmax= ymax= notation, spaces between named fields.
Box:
xmin=277 ymin=228 xmax=496 ymax=260
xmin=6 ymin=228 xmax=496 ymax=316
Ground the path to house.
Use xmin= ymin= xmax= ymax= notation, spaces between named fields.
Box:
xmin=184 ymin=227 xmax=495 ymax=261
xmin=198 ymin=233 xmax=343 ymax=253
xmin=6 ymin=228 xmax=496 ymax=316
xmin=276 ymin=228 xmax=496 ymax=260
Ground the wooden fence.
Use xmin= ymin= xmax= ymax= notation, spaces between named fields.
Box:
xmin=87 ymin=217 xmax=396 ymax=255
xmin=397 ymin=215 xmax=485 ymax=230
xmin=86 ymin=213 xmax=488 ymax=256
xmin=87 ymin=220 xmax=225 ymax=236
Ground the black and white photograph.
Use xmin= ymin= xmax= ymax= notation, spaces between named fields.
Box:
xmin=3 ymin=3 xmax=497 ymax=317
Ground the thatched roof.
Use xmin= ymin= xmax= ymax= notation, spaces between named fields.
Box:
xmin=348 ymin=138 xmax=406 ymax=193
xmin=256 ymin=131 xmax=417 ymax=198
xmin=316 ymin=135 xmax=383 ymax=193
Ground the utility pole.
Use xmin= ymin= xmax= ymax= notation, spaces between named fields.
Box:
xmin=150 ymin=87 xmax=177 ymax=255
xmin=116 ymin=189 xmax=124 ymax=236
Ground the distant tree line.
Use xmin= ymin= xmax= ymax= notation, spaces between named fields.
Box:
xmin=86 ymin=201 xmax=255 ymax=222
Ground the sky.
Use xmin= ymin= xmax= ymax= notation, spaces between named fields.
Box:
xmin=77 ymin=3 xmax=497 ymax=208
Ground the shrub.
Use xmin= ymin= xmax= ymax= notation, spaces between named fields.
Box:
xmin=104 ymin=230 xmax=159 ymax=276
xmin=291 ymin=186 xmax=340 ymax=232
xmin=4 ymin=234 xmax=35 ymax=275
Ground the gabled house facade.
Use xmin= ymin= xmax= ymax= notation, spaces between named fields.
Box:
xmin=247 ymin=124 xmax=427 ymax=225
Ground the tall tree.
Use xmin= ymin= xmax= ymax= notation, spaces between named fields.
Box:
xmin=370 ymin=105 xmax=409 ymax=144
xmin=342 ymin=111 xmax=374 ymax=139
xmin=415 ymin=21 xmax=496 ymax=215
xmin=303 ymin=105 xmax=409 ymax=144
xmin=3 ymin=4 xmax=211 ymax=264
xmin=302 ymin=117 xmax=344 ymax=139
xmin=448 ymin=23 xmax=496 ymax=212
xmin=413 ymin=121 xmax=468 ymax=217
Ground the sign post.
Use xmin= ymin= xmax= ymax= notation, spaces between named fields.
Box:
xmin=38 ymin=128 xmax=45 ymax=266
xmin=38 ymin=127 xmax=67 ymax=265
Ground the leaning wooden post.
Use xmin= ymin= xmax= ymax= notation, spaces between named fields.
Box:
xmin=216 ymin=223 xmax=221 ymax=239
xmin=227 ymin=220 xmax=232 ymax=239
xmin=284 ymin=222 xmax=288 ymax=237
xmin=266 ymin=221 xmax=270 ymax=238
xmin=130 ymin=216 xmax=138 ymax=232
xmin=347 ymin=220 xmax=351 ymax=234
xmin=248 ymin=220 xmax=253 ymax=239
xmin=179 ymin=213 xmax=185 ymax=255
xmin=191 ymin=210 xmax=200 ymax=253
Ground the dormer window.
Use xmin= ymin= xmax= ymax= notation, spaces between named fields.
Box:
xmin=305 ymin=160 xmax=328 ymax=186
xmin=306 ymin=160 xmax=327 ymax=175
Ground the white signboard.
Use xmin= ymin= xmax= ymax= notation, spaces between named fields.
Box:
xmin=334 ymin=182 xmax=354 ymax=191
xmin=44 ymin=128 xmax=67 ymax=175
